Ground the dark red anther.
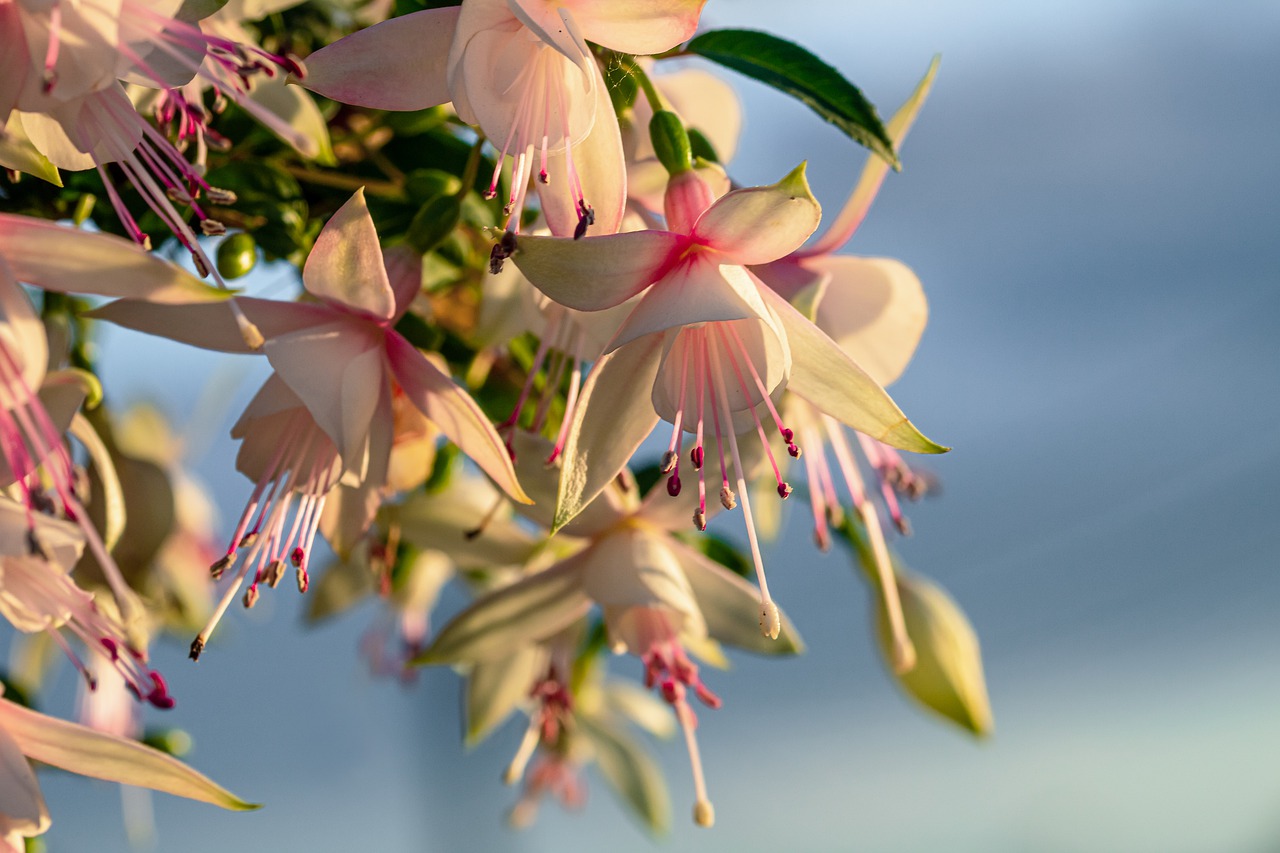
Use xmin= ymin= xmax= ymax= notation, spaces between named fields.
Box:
xmin=781 ymin=428 xmax=794 ymax=443
xmin=667 ymin=473 xmax=682 ymax=497
xmin=291 ymin=546 xmax=305 ymax=567
xmin=787 ymin=442 xmax=801 ymax=458
xmin=100 ymin=637 xmax=120 ymax=661
xmin=690 ymin=445 xmax=704 ymax=469
xmin=777 ymin=482 xmax=792 ymax=499
xmin=146 ymin=671 xmax=176 ymax=709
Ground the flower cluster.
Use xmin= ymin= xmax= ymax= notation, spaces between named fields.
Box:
xmin=0 ymin=0 xmax=991 ymax=843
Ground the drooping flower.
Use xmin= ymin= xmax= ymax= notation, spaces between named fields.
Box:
xmin=420 ymin=441 xmax=802 ymax=827
xmin=751 ymin=59 xmax=940 ymax=670
xmin=512 ymin=164 xmax=946 ymax=638
xmin=0 ymin=683 xmax=256 ymax=851
xmin=0 ymin=0 xmax=310 ymax=273
xmin=301 ymin=0 xmax=706 ymax=240
xmin=90 ymin=190 xmax=532 ymax=655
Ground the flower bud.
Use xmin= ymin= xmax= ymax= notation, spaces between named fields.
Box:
xmin=216 ymin=232 xmax=257 ymax=280
xmin=407 ymin=193 xmax=463 ymax=255
xmin=649 ymin=109 xmax=694 ymax=176
xmin=874 ymin=571 xmax=993 ymax=736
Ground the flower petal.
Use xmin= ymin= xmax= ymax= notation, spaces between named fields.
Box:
xmin=607 ymin=257 xmax=772 ymax=353
xmin=582 ymin=530 xmax=703 ymax=638
xmin=552 ymin=335 xmax=662 ymax=532
xmin=0 ymin=216 xmax=227 ymax=303
xmin=390 ymin=478 xmax=540 ymax=569
xmin=0 ymin=720 xmax=49 ymax=838
xmin=303 ymin=189 xmax=395 ymax=321
xmin=243 ymin=74 xmax=333 ymax=163
xmin=508 ymin=431 xmax=627 ymax=538
xmin=300 ymin=6 xmax=459 ymax=111
xmin=263 ymin=322 xmax=386 ymax=472
xmin=0 ymin=697 xmax=258 ymax=810
xmin=809 ymin=255 xmax=927 ymax=386
xmin=87 ymin=296 xmax=337 ymax=354
xmin=385 ymin=331 xmax=531 ymax=504
xmin=413 ymin=560 xmax=590 ymax=665
xmin=804 ymin=56 xmax=939 ymax=257
xmin=537 ymin=57 xmax=627 ymax=237
xmin=0 ymin=2 xmax=28 ymax=122
xmin=668 ymin=538 xmax=804 ymax=655
xmin=0 ymin=262 xmax=48 ymax=394
xmin=513 ymin=230 xmax=683 ymax=311
xmin=692 ymin=163 xmax=821 ymax=265
xmin=554 ymin=0 xmax=704 ymax=55
xmin=0 ymin=114 xmax=61 ymax=187
xmin=759 ymin=283 xmax=947 ymax=454
xmin=465 ymin=644 xmax=547 ymax=746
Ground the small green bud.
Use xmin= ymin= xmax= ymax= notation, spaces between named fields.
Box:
xmin=215 ymin=232 xmax=257 ymax=280
xmin=687 ymin=128 xmax=720 ymax=164
xmin=404 ymin=168 xmax=463 ymax=200
xmin=407 ymin=194 xmax=464 ymax=255
xmin=649 ymin=110 xmax=693 ymax=176
xmin=874 ymin=570 xmax=994 ymax=737
xmin=72 ymin=193 xmax=97 ymax=226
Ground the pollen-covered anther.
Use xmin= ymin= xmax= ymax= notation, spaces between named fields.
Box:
xmin=243 ymin=583 xmax=259 ymax=609
xmin=296 ymin=565 xmax=310 ymax=593
xmin=489 ymin=230 xmax=517 ymax=274
xmin=206 ymin=187 xmax=238 ymax=205
xmin=264 ymin=559 xmax=286 ymax=588
xmin=189 ymin=636 xmax=206 ymax=661
xmin=209 ymin=554 xmax=233 ymax=580
xmin=719 ymin=485 xmax=737 ymax=511
xmin=660 ymin=450 xmax=678 ymax=474
xmin=693 ymin=509 xmax=706 ymax=531
xmin=200 ymin=219 xmax=226 ymax=237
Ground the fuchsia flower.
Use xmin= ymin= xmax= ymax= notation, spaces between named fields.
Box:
xmin=0 ymin=0 xmax=309 ymax=273
xmin=750 ymin=60 xmax=939 ymax=671
xmin=512 ymin=164 xmax=946 ymax=638
xmin=92 ymin=190 xmax=531 ymax=656
xmin=301 ymin=0 xmax=705 ymax=240
xmin=421 ymin=442 xmax=802 ymax=827
xmin=0 ymin=213 xmax=227 ymax=700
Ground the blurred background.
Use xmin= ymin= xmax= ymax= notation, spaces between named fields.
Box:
xmin=32 ymin=0 xmax=1280 ymax=850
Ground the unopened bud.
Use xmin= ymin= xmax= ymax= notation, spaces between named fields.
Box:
xmin=649 ymin=110 xmax=694 ymax=176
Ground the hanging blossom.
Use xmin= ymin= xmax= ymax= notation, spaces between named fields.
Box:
xmin=0 ymin=214 xmax=227 ymax=696
xmin=300 ymin=0 xmax=706 ymax=246
xmin=0 ymin=683 xmax=255 ymax=852
xmin=511 ymin=164 xmax=947 ymax=639
xmin=750 ymin=59 xmax=939 ymax=671
xmin=420 ymin=447 xmax=802 ymax=827
xmin=0 ymin=0 xmax=309 ymax=275
xmin=90 ymin=190 xmax=532 ymax=657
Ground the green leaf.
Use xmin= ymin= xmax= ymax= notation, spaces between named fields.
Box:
xmin=685 ymin=29 xmax=899 ymax=169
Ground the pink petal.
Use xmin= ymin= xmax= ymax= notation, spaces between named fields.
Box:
xmin=263 ymin=322 xmax=387 ymax=473
xmin=810 ymin=255 xmax=927 ymax=387
xmin=550 ymin=334 xmax=663 ymax=532
xmin=384 ymin=331 xmax=532 ymax=504
xmin=0 ymin=719 xmax=49 ymax=837
xmin=87 ymin=296 xmax=338 ymax=353
xmin=383 ymin=244 xmax=424 ymax=322
xmin=606 ymin=255 xmax=772 ymax=353
xmin=0 ymin=2 xmax=28 ymax=123
xmin=0 ymin=215 xmax=225 ymax=303
xmin=554 ymin=0 xmax=705 ymax=55
xmin=0 ymin=262 xmax=48 ymax=394
xmin=301 ymin=6 xmax=459 ymax=111
xmin=303 ymin=189 xmax=395 ymax=322
xmin=692 ymin=163 xmax=822 ymax=265
xmin=758 ymin=283 xmax=947 ymax=454
xmin=513 ymin=230 xmax=683 ymax=311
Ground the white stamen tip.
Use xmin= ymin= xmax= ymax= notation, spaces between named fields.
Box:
xmin=694 ymin=799 xmax=715 ymax=828
xmin=760 ymin=600 xmax=781 ymax=640
xmin=892 ymin=637 xmax=918 ymax=675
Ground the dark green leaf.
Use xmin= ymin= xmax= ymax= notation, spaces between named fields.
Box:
xmin=685 ymin=29 xmax=899 ymax=168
